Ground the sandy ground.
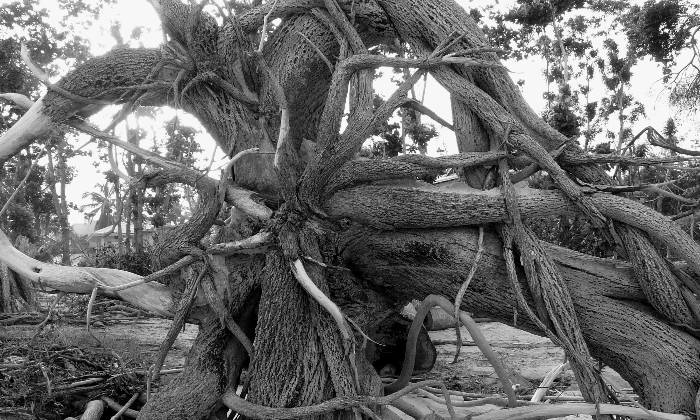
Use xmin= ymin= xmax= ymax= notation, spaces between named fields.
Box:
xmin=2 ymin=313 xmax=631 ymax=420
xmin=1 ymin=319 xmax=198 ymax=372
xmin=426 ymin=322 xmax=630 ymax=394
xmin=3 ymin=318 xmax=629 ymax=391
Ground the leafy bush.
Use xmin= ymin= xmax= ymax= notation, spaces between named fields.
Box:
xmin=78 ymin=245 xmax=152 ymax=276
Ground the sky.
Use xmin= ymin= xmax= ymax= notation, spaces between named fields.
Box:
xmin=2 ymin=0 xmax=698 ymax=225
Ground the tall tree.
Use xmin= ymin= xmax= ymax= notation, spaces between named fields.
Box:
xmin=0 ymin=1 xmax=699 ymax=418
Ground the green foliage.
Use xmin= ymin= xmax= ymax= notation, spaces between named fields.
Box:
xmin=400 ymin=107 xmax=438 ymax=154
xmin=0 ymin=0 xmax=100 ymax=130
xmin=543 ymin=99 xmax=580 ymax=138
xmin=0 ymin=146 xmax=55 ymax=242
xmin=624 ymin=0 xmax=689 ymax=65
xmin=80 ymin=244 xmax=152 ymax=276
xmin=143 ymin=117 xmax=200 ymax=227
xmin=162 ymin=117 xmax=201 ymax=166
xmin=0 ymin=0 xmax=115 ymax=251
xmin=507 ymin=0 xmax=585 ymax=27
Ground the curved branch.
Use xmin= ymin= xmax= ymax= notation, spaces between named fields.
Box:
xmin=0 ymin=229 xmax=180 ymax=317
xmin=222 ymin=380 xmax=444 ymax=419
xmin=385 ymin=294 xmax=517 ymax=407
xmin=290 ymin=259 xmax=350 ymax=342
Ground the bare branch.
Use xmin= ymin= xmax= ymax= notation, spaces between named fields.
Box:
xmin=225 ymin=186 xmax=273 ymax=220
xmin=565 ymin=154 xmax=696 ymax=166
xmin=201 ymin=275 xmax=255 ymax=357
xmin=452 ymin=226 xmax=484 ymax=364
xmin=0 ymin=229 xmax=181 ymax=318
xmin=108 ymin=144 xmax=130 ymax=181
xmin=222 ymin=380 xmax=446 ymax=419
xmin=207 ymin=231 xmax=272 ymax=255
xmin=470 ymin=403 xmax=690 ymax=420
xmin=257 ymin=0 xmax=280 ymax=52
xmin=401 ymin=98 xmax=454 ymax=130
xmin=0 ymin=92 xmax=34 ymax=109
xmin=290 ymin=259 xmax=350 ymax=342
xmin=98 ymin=255 xmax=197 ymax=292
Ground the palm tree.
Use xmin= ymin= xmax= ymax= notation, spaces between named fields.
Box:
xmin=80 ymin=181 xmax=116 ymax=230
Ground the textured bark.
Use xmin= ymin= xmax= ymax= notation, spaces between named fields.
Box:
xmin=340 ymin=227 xmax=700 ymax=411
xmin=1 ymin=0 xmax=699 ymax=417
xmin=246 ymin=251 xmax=382 ymax=419
xmin=137 ymin=309 xmax=256 ymax=420
xmin=452 ymin=99 xmax=492 ymax=188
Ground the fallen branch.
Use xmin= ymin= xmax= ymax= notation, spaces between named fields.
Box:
xmin=326 ymin=151 xmax=504 ymax=194
xmin=401 ymin=98 xmax=454 ymax=130
xmin=201 ymin=275 xmax=255 ymax=357
xmin=85 ymin=287 xmax=98 ymax=333
xmin=222 ymin=380 xmax=445 ymax=419
xmin=0 ymin=229 xmax=178 ymax=317
xmin=531 ymin=361 xmax=569 ymax=402
xmin=470 ymin=402 xmax=691 ymax=420
xmin=150 ymin=263 xmax=206 ymax=383
xmin=565 ymin=154 xmax=696 ymax=166
xmin=66 ymin=400 xmax=104 ymax=420
xmin=108 ymin=393 xmax=139 ymax=420
xmin=96 ymin=255 xmax=197 ymax=292
xmin=101 ymin=396 xmax=139 ymax=419
xmin=642 ymin=125 xmax=700 ymax=157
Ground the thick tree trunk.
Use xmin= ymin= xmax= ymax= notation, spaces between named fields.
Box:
xmin=339 ymin=226 xmax=700 ymax=411
xmin=245 ymin=251 xmax=382 ymax=419
xmin=452 ymin=99 xmax=491 ymax=188
xmin=138 ymin=304 xmax=257 ymax=420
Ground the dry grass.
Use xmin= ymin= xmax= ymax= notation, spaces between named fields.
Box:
xmin=0 ymin=314 xmax=150 ymax=419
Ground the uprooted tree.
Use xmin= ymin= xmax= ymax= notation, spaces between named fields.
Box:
xmin=1 ymin=0 xmax=699 ymax=418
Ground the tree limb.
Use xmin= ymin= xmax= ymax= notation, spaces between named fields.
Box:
xmin=0 ymin=229 xmax=181 ymax=318
xmin=327 ymin=185 xmax=700 ymax=276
